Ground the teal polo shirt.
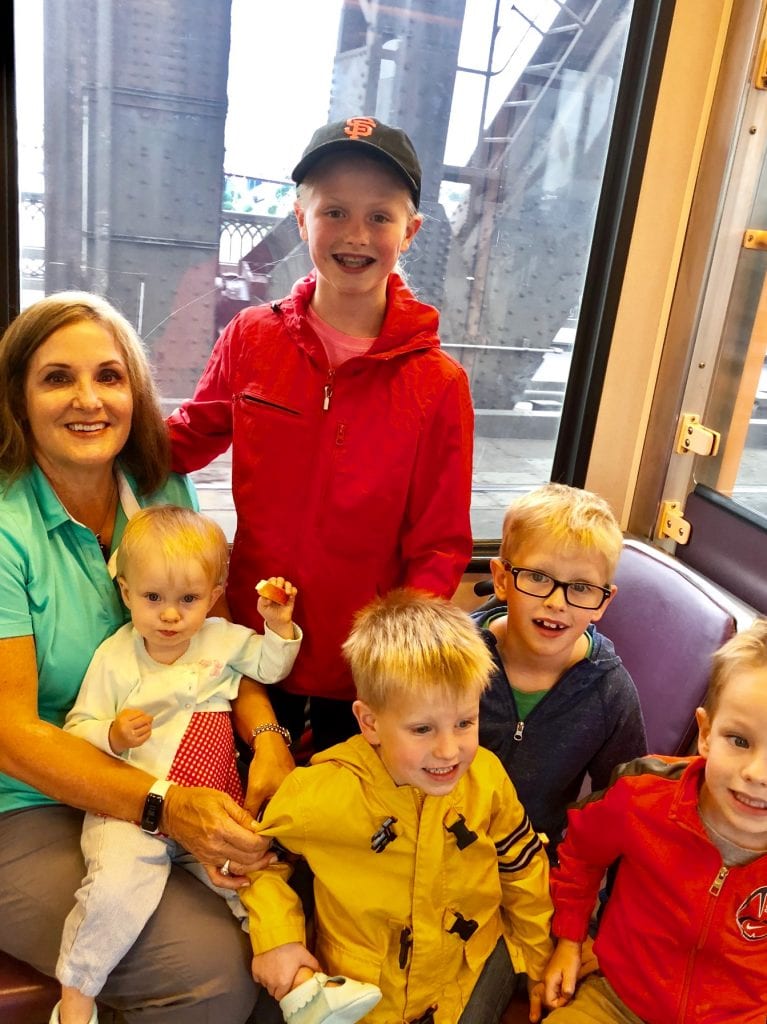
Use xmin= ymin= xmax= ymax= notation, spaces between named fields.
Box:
xmin=0 ymin=463 xmax=197 ymax=812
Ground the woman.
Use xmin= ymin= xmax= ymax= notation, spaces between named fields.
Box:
xmin=0 ymin=293 xmax=291 ymax=1023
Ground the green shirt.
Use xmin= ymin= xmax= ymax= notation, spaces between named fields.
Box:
xmin=511 ymin=631 xmax=595 ymax=722
xmin=0 ymin=463 xmax=197 ymax=812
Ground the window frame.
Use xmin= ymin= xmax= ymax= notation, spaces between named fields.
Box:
xmin=3 ymin=0 xmax=676 ymax=549
xmin=1 ymin=1 xmax=19 ymax=327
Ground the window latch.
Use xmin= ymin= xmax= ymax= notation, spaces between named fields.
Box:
xmin=656 ymin=500 xmax=691 ymax=545
xmin=675 ymin=413 xmax=720 ymax=458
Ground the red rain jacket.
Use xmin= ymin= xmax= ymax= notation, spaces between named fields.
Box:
xmin=168 ymin=272 xmax=474 ymax=699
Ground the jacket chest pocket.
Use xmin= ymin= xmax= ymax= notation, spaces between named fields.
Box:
xmin=236 ymin=391 xmax=302 ymax=418
xmin=232 ymin=391 xmax=312 ymax=478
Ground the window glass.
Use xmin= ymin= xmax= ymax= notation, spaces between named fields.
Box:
xmin=15 ymin=0 xmax=635 ymax=539
xmin=697 ymin=168 xmax=767 ymax=521
xmin=673 ymin=71 xmax=767 ymax=522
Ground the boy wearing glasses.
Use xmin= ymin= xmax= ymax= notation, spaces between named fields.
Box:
xmin=474 ymin=484 xmax=647 ymax=859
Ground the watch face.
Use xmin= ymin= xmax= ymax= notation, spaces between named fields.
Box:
xmin=141 ymin=792 xmax=163 ymax=833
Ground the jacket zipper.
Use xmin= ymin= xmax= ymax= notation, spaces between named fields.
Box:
xmin=676 ymin=864 xmax=728 ymax=1024
xmin=708 ymin=865 xmax=728 ymax=896
xmin=500 ymin=627 xmax=597 ymax=746
xmin=323 ymin=369 xmax=335 ymax=411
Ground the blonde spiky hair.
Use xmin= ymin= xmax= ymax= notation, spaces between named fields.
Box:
xmin=500 ymin=483 xmax=623 ymax=581
xmin=342 ymin=588 xmax=493 ymax=710
xmin=704 ymin=619 xmax=767 ymax=719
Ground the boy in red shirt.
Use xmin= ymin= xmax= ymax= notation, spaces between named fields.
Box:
xmin=168 ymin=117 xmax=474 ymax=752
xmin=544 ymin=620 xmax=767 ymax=1024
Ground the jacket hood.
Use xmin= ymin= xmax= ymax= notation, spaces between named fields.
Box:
xmin=669 ymin=755 xmax=708 ymax=830
xmin=278 ymin=271 xmax=441 ymax=361
xmin=308 ymin=735 xmax=511 ymax=814
xmin=310 ymin=733 xmax=394 ymax=786
xmin=573 ymin=626 xmax=623 ymax=684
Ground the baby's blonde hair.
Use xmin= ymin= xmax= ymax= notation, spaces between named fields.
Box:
xmin=500 ymin=483 xmax=623 ymax=581
xmin=704 ymin=619 xmax=767 ymax=719
xmin=116 ymin=506 xmax=229 ymax=588
xmin=342 ymin=589 xmax=493 ymax=710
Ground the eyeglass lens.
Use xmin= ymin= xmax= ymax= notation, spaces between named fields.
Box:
xmin=513 ymin=568 xmax=605 ymax=609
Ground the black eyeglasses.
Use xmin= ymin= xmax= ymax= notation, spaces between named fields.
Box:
xmin=499 ymin=559 xmax=612 ymax=610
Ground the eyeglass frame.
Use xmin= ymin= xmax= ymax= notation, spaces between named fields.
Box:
xmin=497 ymin=558 xmax=613 ymax=610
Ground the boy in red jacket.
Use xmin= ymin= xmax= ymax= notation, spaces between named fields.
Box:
xmin=168 ymin=117 xmax=474 ymax=753
xmin=543 ymin=619 xmax=767 ymax=1024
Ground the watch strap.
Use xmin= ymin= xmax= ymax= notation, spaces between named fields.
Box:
xmin=140 ymin=778 xmax=173 ymax=834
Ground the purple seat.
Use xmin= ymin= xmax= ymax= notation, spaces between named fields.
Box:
xmin=677 ymin=484 xmax=767 ymax=615
xmin=598 ymin=539 xmax=753 ymax=755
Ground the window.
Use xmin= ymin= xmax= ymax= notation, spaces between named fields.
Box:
xmin=657 ymin=13 xmax=767 ymax=527
xmin=15 ymin=0 xmax=637 ymax=538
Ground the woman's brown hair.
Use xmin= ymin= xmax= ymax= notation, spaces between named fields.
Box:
xmin=0 ymin=291 xmax=170 ymax=494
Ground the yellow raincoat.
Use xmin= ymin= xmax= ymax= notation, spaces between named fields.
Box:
xmin=243 ymin=736 xmax=553 ymax=1023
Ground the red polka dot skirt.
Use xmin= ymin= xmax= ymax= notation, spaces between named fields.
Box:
xmin=167 ymin=711 xmax=244 ymax=805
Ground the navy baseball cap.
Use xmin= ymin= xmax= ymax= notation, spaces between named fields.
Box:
xmin=291 ymin=116 xmax=422 ymax=208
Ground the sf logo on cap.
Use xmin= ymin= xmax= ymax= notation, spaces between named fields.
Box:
xmin=345 ymin=116 xmax=377 ymax=140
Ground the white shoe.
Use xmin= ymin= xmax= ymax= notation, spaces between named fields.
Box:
xmin=279 ymin=972 xmax=382 ymax=1024
xmin=49 ymin=1000 xmax=99 ymax=1024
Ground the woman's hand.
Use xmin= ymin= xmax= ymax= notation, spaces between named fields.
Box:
xmin=161 ymin=784 xmax=274 ymax=887
xmin=244 ymin=730 xmax=295 ymax=817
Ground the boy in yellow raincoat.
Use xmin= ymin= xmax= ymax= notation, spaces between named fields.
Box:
xmin=244 ymin=589 xmax=554 ymax=1024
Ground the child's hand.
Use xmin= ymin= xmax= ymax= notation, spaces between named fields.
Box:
xmin=251 ymin=942 xmax=320 ymax=1001
xmin=256 ymin=577 xmax=297 ymax=641
xmin=543 ymin=938 xmax=581 ymax=1009
xmin=109 ymin=708 xmax=153 ymax=754
xmin=527 ymin=978 xmax=545 ymax=1023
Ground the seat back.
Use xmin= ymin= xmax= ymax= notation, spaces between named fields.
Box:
xmin=598 ymin=539 xmax=752 ymax=754
xmin=677 ymin=484 xmax=767 ymax=615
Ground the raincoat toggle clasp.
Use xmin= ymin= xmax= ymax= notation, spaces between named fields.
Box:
xmin=445 ymin=813 xmax=478 ymax=849
xmin=448 ymin=911 xmax=479 ymax=941
xmin=371 ymin=816 xmax=398 ymax=853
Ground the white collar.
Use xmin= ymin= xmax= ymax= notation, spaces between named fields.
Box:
xmin=106 ymin=467 xmax=142 ymax=579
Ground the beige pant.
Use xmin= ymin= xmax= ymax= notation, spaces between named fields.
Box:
xmin=546 ymin=973 xmax=645 ymax=1024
